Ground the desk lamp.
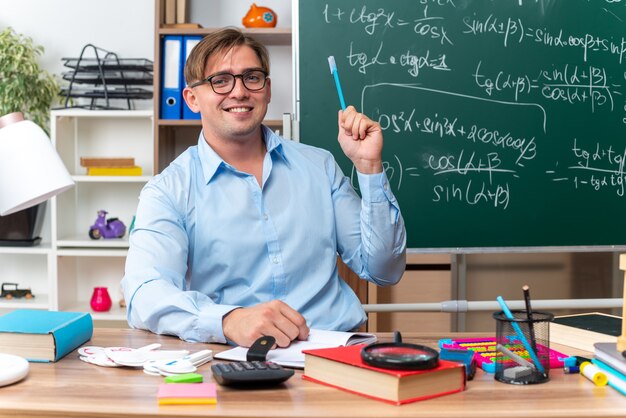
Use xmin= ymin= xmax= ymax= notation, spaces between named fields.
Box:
xmin=0 ymin=112 xmax=74 ymax=246
xmin=0 ymin=112 xmax=74 ymax=387
xmin=0 ymin=112 xmax=74 ymax=216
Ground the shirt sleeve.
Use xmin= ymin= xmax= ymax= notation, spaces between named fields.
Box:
xmin=332 ymin=163 xmax=407 ymax=286
xmin=121 ymin=180 xmax=239 ymax=343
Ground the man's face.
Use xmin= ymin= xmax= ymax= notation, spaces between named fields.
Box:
xmin=184 ymin=45 xmax=271 ymax=144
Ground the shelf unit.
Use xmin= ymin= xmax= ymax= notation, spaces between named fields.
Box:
xmin=52 ymin=108 xmax=153 ymax=321
xmin=153 ymin=0 xmax=291 ymax=172
xmin=0 ymin=109 xmax=153 ymax=322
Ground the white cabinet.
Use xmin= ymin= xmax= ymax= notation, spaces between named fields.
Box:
xmin=0 ymin=109 xmax=153 ymax=322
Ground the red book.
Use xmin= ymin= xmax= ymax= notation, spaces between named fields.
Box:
xmin=302 ymin=344 xmax=466 ymax=405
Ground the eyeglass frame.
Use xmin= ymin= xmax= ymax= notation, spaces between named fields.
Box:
xmin=189 ymin=69 xmax=269 ymax=94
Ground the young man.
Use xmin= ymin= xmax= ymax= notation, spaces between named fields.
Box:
xmin=121 ymin=28 xmax=406 ymax=348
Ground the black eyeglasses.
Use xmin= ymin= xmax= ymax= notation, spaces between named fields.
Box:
xmin=190 ymin=69 xmax=268 ymax=94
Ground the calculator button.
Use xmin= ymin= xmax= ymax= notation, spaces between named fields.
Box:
xmin=216 ymin=363 xmax=232 ymax=372
xmin=241 ymin=362 xmax=255 ymax=370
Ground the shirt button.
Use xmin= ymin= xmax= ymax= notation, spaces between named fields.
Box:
xmin=273 ymin=257 xmax=279 ymax=264
xmin=383 ymin=182 xmax=388 ymax=190
xmin=263 ymin=214 xmax=269 ymax=221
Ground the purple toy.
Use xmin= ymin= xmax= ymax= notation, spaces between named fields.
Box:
xmin=89 ymin=210 xmax=126 ymax=239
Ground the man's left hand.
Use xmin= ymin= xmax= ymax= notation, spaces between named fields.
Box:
xmin=337 ymin=105 xmax=383 ymax=174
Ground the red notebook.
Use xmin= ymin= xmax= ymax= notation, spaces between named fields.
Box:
xmin=302 ymin=344 xmax=465 ymax=405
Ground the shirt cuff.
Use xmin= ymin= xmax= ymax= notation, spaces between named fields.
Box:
xmin=356 ymin=170 xmax=395 ymax=203
xmin=195 ymin=304 xmax=241 ymax=344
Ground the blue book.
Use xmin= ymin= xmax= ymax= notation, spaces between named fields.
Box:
xmin=0 ymin=310 xmax=93 ymax=362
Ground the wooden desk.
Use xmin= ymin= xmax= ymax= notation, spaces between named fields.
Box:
xmin=1 ymin=329 xmax=625 ymax=418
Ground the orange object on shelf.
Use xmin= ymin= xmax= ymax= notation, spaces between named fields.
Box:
xmin=242 ymin=3 xmax=277 ymax=28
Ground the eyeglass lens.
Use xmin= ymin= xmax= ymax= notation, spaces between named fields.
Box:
xmin=210 ymin=70 xmax=267 ymax=94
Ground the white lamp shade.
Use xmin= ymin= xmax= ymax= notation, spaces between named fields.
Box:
xmin=0 ymin=119 xmax=74 ymax=216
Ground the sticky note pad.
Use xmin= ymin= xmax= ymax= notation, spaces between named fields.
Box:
xmin=164 ymin=373 xmax=204 ymax=384
xmin=157 ymin=382 xmax=217 ymax=405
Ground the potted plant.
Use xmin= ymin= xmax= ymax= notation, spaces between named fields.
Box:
xmin=0 ymin=27 xmax=61 ymax=245
xmin=0 ymin=27 xmax=60 ymax=132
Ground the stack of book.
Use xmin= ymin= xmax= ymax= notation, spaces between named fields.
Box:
xmin=302 ymin=344 xmax=466 ymax=405
xmin=593 ymin=343 xmax=626 ymax=395
xmin=550 ymin=312 xmax=621 ymax=353
xmin=80 ymin=157 xmax=142 ymax=176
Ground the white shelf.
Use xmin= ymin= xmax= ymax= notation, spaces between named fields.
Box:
xmin=50 ymin=110 xmax=150 ymax=322
xmin=57 ymin=247 xmax=128 ymax=256
xmin=0 ymin=110 xmax=152 ymax=319
xmin=0 ymin=244 xmax=53 ymax=254
xmin=57 ymin=237 xmax=130 ymax=250
xmin=51 ymin=109 xmax=153 ymax=119
xmin=0 ymin=294 xmax=49 ymax=310
xmin=65 ymin=302 xmax=127 ymax=321
xmin=73 ymin=175 xmax=152 ymax=183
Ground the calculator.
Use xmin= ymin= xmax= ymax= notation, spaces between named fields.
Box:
xmin=211 ymin=361 xmax=294 ymax=387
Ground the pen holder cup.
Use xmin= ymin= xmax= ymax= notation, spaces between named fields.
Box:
xmin=492 ymin=310 xmax=554 ymax=385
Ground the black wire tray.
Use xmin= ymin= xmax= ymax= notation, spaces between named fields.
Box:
xmin=62 ymin=58 xmax=153 ymax=72
xmin=61 ymin=87 xmax=153 ymax=100
xmin=62 ymin=71 xmax=153 ymax=85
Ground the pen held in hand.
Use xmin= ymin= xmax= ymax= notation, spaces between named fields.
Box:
xmin=327 ymin=56 xmax=346 ymax=110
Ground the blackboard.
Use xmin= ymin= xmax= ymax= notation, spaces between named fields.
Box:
xmin=297 ymin=0 xmax=626 ymax=249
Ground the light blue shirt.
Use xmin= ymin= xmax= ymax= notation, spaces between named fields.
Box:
xmin=121 ymin=126 xmax=406 ymax=343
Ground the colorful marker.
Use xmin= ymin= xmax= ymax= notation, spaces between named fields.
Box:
xmin=580 ymin=361 xmax=608 ymax=386
xmin=327 ymin=56 xmax=346 ymax=110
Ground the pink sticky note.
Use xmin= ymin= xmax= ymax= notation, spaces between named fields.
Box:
xmin=157 ymin=383 xmax=217 ymax=405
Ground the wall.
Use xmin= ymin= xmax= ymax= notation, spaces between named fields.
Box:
xmin=0 ymin=0 xmax=154 ymax=77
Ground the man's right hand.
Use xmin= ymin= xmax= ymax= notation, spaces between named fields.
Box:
xmin=222 ymin=300 xmax=310 ymax=348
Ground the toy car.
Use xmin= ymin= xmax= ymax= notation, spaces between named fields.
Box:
xmin=0 ymin=282 xmax=34 ymax=299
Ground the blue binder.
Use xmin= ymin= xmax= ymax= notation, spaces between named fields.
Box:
xmin=160 ymin=35 xmax=182 ymax=119
xmin=182 ymin=35 xmax=203 ymax=120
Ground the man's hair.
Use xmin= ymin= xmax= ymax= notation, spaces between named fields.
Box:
xmin=184 ymin=27 xmax=270 ymax=86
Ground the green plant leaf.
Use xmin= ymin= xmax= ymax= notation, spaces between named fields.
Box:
xmin=0 ymin=27 xmax=61 ymax=133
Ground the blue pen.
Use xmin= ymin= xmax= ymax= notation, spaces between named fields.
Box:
xmin=496 ymin=296 xmax=545 ymax=373
xmin=327 ymin=56 xmax=346 ymax=110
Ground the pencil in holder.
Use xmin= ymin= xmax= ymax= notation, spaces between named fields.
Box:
xmin=492 ymin=309 xmax=554 ymax=384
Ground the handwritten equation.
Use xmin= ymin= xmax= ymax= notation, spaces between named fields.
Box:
xmin=313 ymin=0 xmax=626 ymax=218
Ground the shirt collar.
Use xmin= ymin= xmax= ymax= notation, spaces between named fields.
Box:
xmin=197 ymin=125 xmax=290 ymax=184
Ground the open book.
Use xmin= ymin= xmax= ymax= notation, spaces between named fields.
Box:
xmin=214 ymin=329 xmax=376 ymax=368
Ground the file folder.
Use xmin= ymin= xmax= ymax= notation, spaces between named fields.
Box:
xmin=182 ymin=35 xmax=203 ymax=120
xmin=161 ymin=35 xmax=182 ymax=119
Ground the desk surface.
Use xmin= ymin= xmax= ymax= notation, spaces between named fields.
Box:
xmin=1 ymin=328 xmax=625 ymax=418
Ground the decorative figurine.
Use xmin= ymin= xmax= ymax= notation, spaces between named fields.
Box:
xmin=88 ymin=210 xmax=126 ymax=239
xmin=242 ymin=3 xmax=277 ymax=28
